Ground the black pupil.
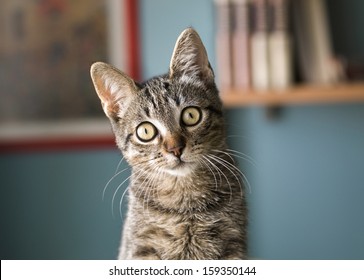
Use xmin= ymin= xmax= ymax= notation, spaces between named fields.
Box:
xmin=189 ymin=112 xmax=194 ymax=119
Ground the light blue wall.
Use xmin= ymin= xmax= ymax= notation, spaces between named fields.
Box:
xmin=227 ymin=105 xmax=364 ymax=259
xmin=140 ymin=0 xmax=216 ymax=78
xmin=0 ymin=150 xmax=126 ymax=259
xmin=1 ymin=0 xmax=364 ymax=260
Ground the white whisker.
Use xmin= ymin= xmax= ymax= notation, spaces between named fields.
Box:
xmin=103 ymin=167 xmax=130 ymax=201
xmin=119 ymin=167 xmax=149 ymax=219
xmin=114 ymin=156 xmax=125 ymax=174
xmin=209 ymin=153 xmax=252 ymax=195
xmin=111 ymin=173 xmax=133 ymax=218
xmin=204 ymin=155 xmax=233 ymax=203
xmin=132 ymin=161 xmax=163 ymax=220
xmin=208 ymin=154 xmax=244 ymax=198
xmin=226 ymin=148 xmax=257 ymax=167
xmin=118 ymin=183 xmax=130 ymax=221
xmin=199 ymin=157 xmax=219 ymax=191
xmin=204 ymin=155 xmax=223 ymax=186
xmin=213 ymin=149 xmax=235 ymax=163
xmin=145 ymin=166 xmax=163 ymax=220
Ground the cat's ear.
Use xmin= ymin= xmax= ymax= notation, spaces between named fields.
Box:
xmin=90 ymin=62 xmax=138 ymax=120
xmin=169 ymin=28 xmax=214 ymax=83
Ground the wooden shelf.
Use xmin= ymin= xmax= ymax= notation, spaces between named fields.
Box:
xmin=221 ymin=82 xmax=364 ymax=107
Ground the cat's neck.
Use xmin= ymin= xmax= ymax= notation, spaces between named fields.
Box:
xmin=129 ymin=161 xmax=239 ymax=214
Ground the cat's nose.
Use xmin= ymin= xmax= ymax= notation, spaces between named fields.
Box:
xmin=167 ymin=145 xmax=185 ymax=158
xmin=164 ymin=136 xmax=186 ymax=158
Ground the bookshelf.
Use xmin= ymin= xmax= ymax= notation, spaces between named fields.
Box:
xmin=216 ymin=0 xmax=364 ymax=109
xmin=221 ymin=82 xmax=364 ymax=107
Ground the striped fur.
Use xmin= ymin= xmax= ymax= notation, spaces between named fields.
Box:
xmin=90 ymin=28 xmax=247 ymax=259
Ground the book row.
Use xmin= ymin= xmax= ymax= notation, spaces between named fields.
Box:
xmin=214 ymin=0 xmax=343 ymax=92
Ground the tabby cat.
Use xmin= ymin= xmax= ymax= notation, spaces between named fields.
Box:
xmin=90 ymin=28 xmax=247 ymax=259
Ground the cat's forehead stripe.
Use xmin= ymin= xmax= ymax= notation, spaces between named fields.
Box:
xmin=144 ymin=83 xmax=183 ymax=110
xmin=143 ymin=107 xmax=150 ymax=118
xmin=174 ymin=95 xmax=181 ymax=106
xmin=143 ymin=87 xmax=158 ymax=110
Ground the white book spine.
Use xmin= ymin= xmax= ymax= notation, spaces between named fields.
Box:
xmin=251 ymin=0 xmax=270 ymax=90
xmin=251 ymin=32 xmax=270 ymax=90
xmin=269 ymin=33 xmax=292 ymax=89
xmin=232 ymin=0 xmax=251 ymax=90
xmin=268 ymin=0 xmax=292 ymax=90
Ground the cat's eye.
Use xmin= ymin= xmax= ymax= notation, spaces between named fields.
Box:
xmin=181 ymin=107 xmax=202 ymax=126
xmin=136 ymin=122 xmax=157 ymax=142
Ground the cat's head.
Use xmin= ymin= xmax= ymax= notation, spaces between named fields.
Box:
xmin=91 ymin=28 xmax=225 ymax=177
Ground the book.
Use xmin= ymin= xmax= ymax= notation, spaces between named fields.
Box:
xmin=232 ymin=0 xmax=252 ymax=90
xmin=251 ymin=0 xmax=270 ymax=90
xmin=292 ymin=0 xmax=338 ymax=85
xmin=268 ymin=0 xmax=292 ymax=90
xmin=215 ymin=0 xmax=234 ymax=90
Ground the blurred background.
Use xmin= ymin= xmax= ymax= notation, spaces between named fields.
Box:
xmin=1 ymin=0 xmax=364 ymax=259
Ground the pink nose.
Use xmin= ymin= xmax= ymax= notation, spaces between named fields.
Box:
xmin=167 ymin=145 xmax=185 ymax=157
xmin=164 ymin=136 xmax=185 ymax=158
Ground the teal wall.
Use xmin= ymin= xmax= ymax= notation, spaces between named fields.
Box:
xmin=140 ymin=0 xmax=216 ymax=78
xmin=227 ymin=105 xmax=364 ymax=259
xmin=0 ymin=150 xmax=127 ymax=259
xmin=1 ymin=0 xmax=364 ymax=260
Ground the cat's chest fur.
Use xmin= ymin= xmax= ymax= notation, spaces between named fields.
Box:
xmin=130 ymin=210 xmax=231 ymax=260
xmin=123 ymin=169 xmax=245 ymax=260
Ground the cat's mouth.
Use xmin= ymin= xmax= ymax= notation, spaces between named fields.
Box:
xmin=165 ymin=160 xmax=195 ymax=177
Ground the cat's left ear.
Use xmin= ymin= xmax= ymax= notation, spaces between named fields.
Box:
xmin=169 ymin=28 xmax=214 ymax=83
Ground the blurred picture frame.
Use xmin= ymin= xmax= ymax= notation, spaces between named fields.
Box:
xmin=0 ymin=0 xmax=140 ymax=151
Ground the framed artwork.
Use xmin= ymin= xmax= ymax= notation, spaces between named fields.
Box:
xmin=0 ymin=0 xmax=140 ymax=151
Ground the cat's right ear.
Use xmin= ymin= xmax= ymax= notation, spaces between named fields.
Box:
xmin=169 ymin=28 xmax=214 ymax=83
xmin=90 ymin=62 xmax=137 ymax=120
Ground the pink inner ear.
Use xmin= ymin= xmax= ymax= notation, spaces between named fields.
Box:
xmin=94 ymin=77 xmax=120 ymax=119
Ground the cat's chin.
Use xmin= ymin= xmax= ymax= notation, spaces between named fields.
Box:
xmin=163 ymin=162 xmax=195 ymax=177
